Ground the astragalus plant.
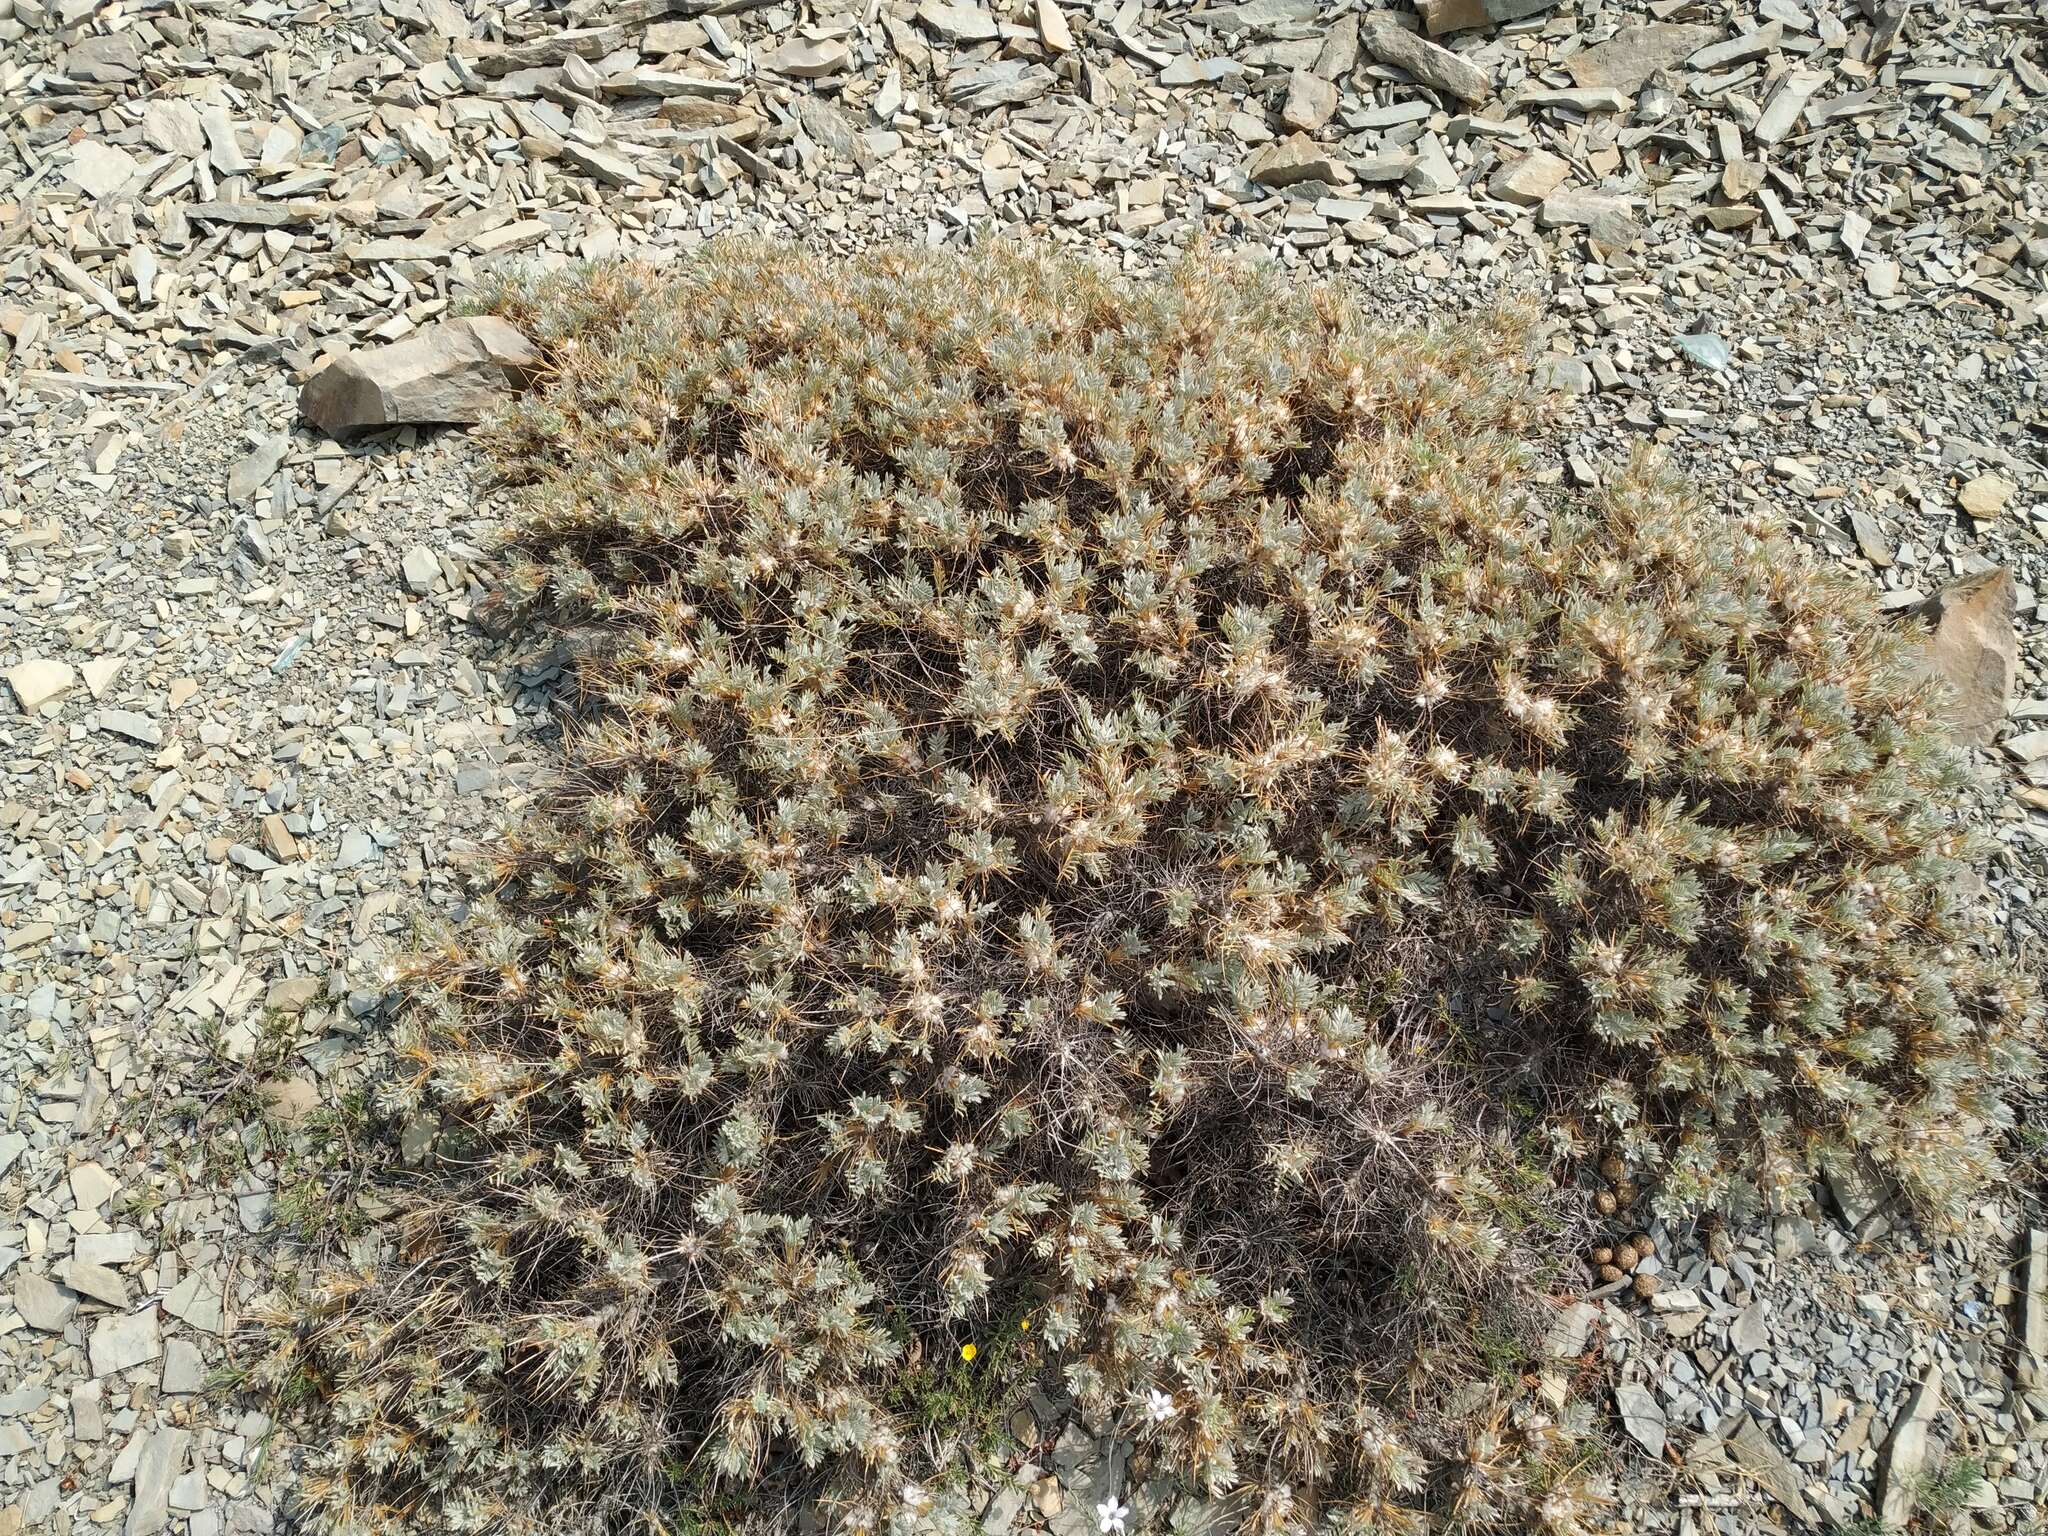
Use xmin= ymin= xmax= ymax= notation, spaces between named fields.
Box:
xmin=263 ymin=245 xmax=2039 ymax=1536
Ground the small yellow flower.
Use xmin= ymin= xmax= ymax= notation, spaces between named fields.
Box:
xmin=960 ymin=1343 xmax=977 ymax=1362
xmin=1019 ymin=1317 xmax=1030 ymax=1331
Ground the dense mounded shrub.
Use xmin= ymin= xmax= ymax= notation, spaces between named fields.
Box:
xmin=267 ymin=246 xmax=2039 ymax=1536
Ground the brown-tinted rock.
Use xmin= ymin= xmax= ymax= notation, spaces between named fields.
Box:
xmin=267 ymin=975 xmax=322 ymax=1014
xmin=1957 ymin=472 xmax=2014 ymax=518
xmin=6 ymin=659 xmax=76 ymax=713
xmin=1035 ymin=0 xmax=1074 ymax=54
xmin=1281 ymin=70 xmax=1339 ymax=132
xmin=1417 ymin=0 xmax=1554 ymax=35
xmin=300 ymin=317 xmax=540 ymax=438
xmin=262 ymin=1076 xmax=323 ymax=1123
xmin=1721 ymin=159 xmax=1767 ymax=200
xmin=1916 ymin=568 xmax=2016 ymax=747
xmin=1247 ymin=134 xmax=1352 ymax=188
xmin=1487 ymin=149 xmax=1570 ymax=205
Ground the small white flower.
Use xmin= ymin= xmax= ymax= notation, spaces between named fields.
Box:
xmin=900 ymin=1483 xmax=931 ymax=1514
xmin=1146 ymin=1388 xmax=1175 ymax=1424
xmin=1096 ymin=1498 xmax=1130 ymax=1536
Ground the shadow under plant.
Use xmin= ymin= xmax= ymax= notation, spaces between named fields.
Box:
xmin=234 ymin=244 xmax=2041 ymax=1536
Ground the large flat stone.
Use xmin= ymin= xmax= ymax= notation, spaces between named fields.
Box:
xmin=89 ymin=1308 xmax=162 ymax=1377
xmin=2018 ymin=1227 xmax=2047 ymax=1392
xmin=1723 ymin=1412 xmax=1818 ymax=1523
xmin=1614 ymin=1383 xmax=1666 ymax=1457
xmin=1416 ymin=0 xmax=1555 ymax=35
xmin=127 ymin=1427 xmax=190 ymax=1536
xmin=5 ymin=659 xmax=76 ymax=713
xmin=299 ymin=316 xmax=539 ymax=438
xmin=14 ymin=1271 xmax=78 ymax=1333
xmin=1877 ymin=1366 xmax=1943 ymax=1527
xmin=1566 ymin=23 xmax=1719 ymax=92
xmin=1361 ymin=19 xmax=1492 ymax=103
xmin=1916 ymin=567 xmax=2016 ymax=747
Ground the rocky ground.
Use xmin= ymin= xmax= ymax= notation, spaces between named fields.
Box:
xmin=1 ymin=1 xmax=2045 ymax=1534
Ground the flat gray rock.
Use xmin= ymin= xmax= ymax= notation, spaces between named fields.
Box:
xmin=300 ymin=317 xmax=540 ymax=438
xmin=14 ymin=1271 xmax=78 ymax=1333
xmin=89 ymin=1308 xmax=162 ymax=1378
xmin=227 ymin=433 xmax=289 ymax=503
xmin=62 ymin=1259 xmax=129 ymax=1307
xmin=1615 ymin=1383 xmax=1667 ymax=1457
xmin=96 ymin=708 xmax=164 ymax=746
xmin=1361 ymin=19 xmax=1492 ymax=103
xmin=1724 ymin=1412 xmax=1818 ymax=1523
xmin=1877 ymin=1365 xmax=1944 ymax=1525
xmin=2019 ymin=1228 xmax=2047 ymax=1392
xmin=1565 ymin=23 xmax=1718 ymax=91
xmin=164 ymin=1337 xmax=207 ymax=1395
xmin=128 ymin=1426 xmax=190 ymax=1536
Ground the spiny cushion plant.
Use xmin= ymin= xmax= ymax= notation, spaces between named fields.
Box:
xmin=264 ymin=245 xmax=2039 ymax=1536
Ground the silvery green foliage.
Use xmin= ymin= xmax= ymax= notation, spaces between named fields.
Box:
xmin=268 ymin=247 xmax=2038 ymax=1536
